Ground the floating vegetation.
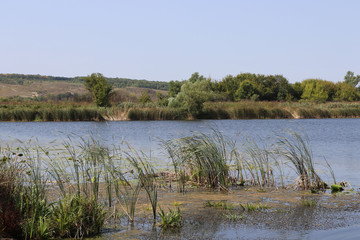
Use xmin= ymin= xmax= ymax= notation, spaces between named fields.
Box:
xmin=331 ymin=184 xmax=344 ymax=193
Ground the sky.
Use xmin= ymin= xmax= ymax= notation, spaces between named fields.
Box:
xmin=1 ymin=0 xmax=359 ymax=83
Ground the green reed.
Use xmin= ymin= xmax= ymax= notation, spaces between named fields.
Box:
xmin=277 ymin=132 xmax=325 ymax=190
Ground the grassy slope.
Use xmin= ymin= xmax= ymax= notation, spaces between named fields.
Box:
xmin=0 ymin=81 xmax=167 ymax=100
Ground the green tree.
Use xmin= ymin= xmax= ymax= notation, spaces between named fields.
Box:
xmin=335 ymin=82 xmax=359 ymax=101
xmin=344 ymin=71 xmax=360 ymax=88
xmin=139 ymin=90 xmax=152 ymax=104
xmin=301 ymin=79 xmax=336 ymax=102
xmin=168 ymin=80 xmax=183 ymax=97
xmin=83 ymin=73 xmax=112 ymax=107
xmin=234 ymin=80 xmax=258 ymax=100
xmin=169 ymin=78 xmax=214 ymax=117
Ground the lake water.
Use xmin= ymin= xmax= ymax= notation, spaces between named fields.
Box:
xmin=2 ymin=119 xmax=360 ymax=239
xmin=1 ymin=119 xmax=360 ymax=187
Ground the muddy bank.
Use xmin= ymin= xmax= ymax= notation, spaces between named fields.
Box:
xmin=94 ymin=187 xmax=360 ymax=239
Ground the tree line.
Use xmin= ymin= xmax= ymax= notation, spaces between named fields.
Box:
xmin=166 ymin=71 xmax=360 ymax=116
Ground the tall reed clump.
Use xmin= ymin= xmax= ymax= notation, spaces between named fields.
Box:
xmin=20 ymin=147 xmax=51 ymax=240
xmin=50 ymin=194 xmax=106 ymax=238
xmin=0 ymin=106 xmax=104 ymax=121
xmin=0 ymin=144 xmax=53 ymax=240
xmin=127 ymin=107 xmax=185 ymax=120
xmin=163 ymin=128 xmax=236 ymax=191
xmin=241 ymin=138 xmax=275 ymax=187
xmin=276 ymin=132 xmax=325 ymax=190
xmin=124 ymin=145 xmax=158 ymax=220
xmin=0 ymin=148 xmax=25 ymax=239
xmin=45 ymin=137 xmax=109 ymax=238
xmin=160 ymin=139 xmax=187 ymax=193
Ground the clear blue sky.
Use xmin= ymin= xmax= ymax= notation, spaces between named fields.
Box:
xmin=1 ymin=0 xmax=359 ymax=83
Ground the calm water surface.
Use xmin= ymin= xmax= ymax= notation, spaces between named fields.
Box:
xmin=1 ymin=119 xmax=359 ymax=186
xmin=1 ymin=119 xmax=360 ymax=239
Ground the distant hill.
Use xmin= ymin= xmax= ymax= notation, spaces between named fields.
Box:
xmin=0 ymin=74 xmax=169 ymax=90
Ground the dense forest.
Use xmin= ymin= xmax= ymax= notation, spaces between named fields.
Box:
xmin=0 ymin=74 xmax=169 ymax=90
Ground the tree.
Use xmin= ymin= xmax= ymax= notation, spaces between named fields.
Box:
xmin=234 ymin=80 xmax=258 ymax=100
xmin=168 ymin=80 xmax=183 ymax=97
xmin=335 ymin=82 xmax=359 ymax=101
xmin=169 ymin=77 xmax=214 ymax=117
xmin=301 ymin=79 xmax=336 ymax=102
xmin=344 ymin=71 xmax=360 ymax=88
xmin=83 ymin=73 xmax=112 ymax=107
xmin=139 ymin=90 xmax=152 ymax=104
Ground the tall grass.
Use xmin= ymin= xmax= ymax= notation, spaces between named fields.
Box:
xmin=242 ymin=138 xmax=274 ymax=187
xmin=163 ymin=128 xmax=236 ymax=190
xmin=0 ymin=148 xmax=25 ymax=239
xmin=276 ymin=132 xmax=324 ymax=190
xmin=127 ymin=107 xmax=185 ymax=120
xmin=0 ymin=107 xmax=104 ymax=121
xmin=124 ymin=145 xmax=158 ymax=220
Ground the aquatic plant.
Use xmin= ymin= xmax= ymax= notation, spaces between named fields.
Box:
xmin=203 ymin=200 xmax=235 ymax=210
xmin=127 ymin=107 xmax=185 ymax=120
xmin=330 ymin=184 xmax=344 ymax=193
xmin=300 ymin=198 xmax=318 ymax=207
xmin=242 ymin=138 xmax=274 ymax=187
xmin=160 ymin=138 xmax=187 ymax=193
xmin=0 ymin=149 xmax=25 ymax=239
xmin=110 ymin=168 xmax=142 ymax=222
xmin=223 ymin=213 xmax=243 ymax=221
xmin=125 ymin=145 xmax=158 ymax=220
xmin=158 ymin=207 xmax=182 ymax=230
xmin=164 ymin=128 xmax=235 ymax=190
xmin=240 ymin=203 xmax=269 ymax=211
xmin=50 ymin=194 xmax=106 ymax=238
xmin=276 ymin=132 xmax=325 ymax=190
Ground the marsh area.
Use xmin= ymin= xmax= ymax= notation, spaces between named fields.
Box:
xmin=1 ymin=119 xmax=360 ymax=239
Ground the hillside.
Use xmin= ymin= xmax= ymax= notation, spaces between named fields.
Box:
xmin=0 ymin=73 xmax=169 ymax=90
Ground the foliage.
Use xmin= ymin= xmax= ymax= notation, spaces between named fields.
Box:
xmin=235 ymin=80 xmax=259 ymax=100
xmin=156 ymin=92 xmax=169 ymax=106
xmin=83 ymin=73 xmax=113 ymax=107
xmin=335 ymin=82 xmax=359 ymax=101
xmin=301 ymin=79 xmax=337 ymax=102
xmin=139 ymin=90 xmax=152 ymax=104
xmin=169 ymin=74 xmax=215 ymax=117
xmin=168 ymin=80 xmax=183 ymax=97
